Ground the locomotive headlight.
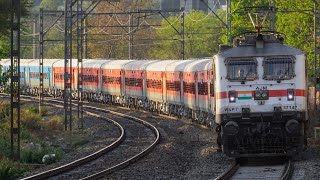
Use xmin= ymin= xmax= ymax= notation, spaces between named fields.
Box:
xmin=254 ymin=90 xmax=268 ymax=100
xmin=287 ymin=89 xmax=294 ymax=101
xmin=229 ymin=91 xmax=236 ymax=103
xmin=261 ymin=92 xmax=268 ymax=99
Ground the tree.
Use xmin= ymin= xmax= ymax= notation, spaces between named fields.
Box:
xmin=40 ymin=0 xmax=64 ymax=11
xmin=148 ymin=10 xmax=225 ymax=59
xmin=0 ymin=0 xmax=31 ymax=36
xmin=230 ymin=0 xmax=315 ymax=78
xmin=274 ymin=0 xmax=314 ymax=78
xmin=0 ymin=0 xmax=31 ymax=58
xmin=85 ymin=0 xmax=159 ymax=59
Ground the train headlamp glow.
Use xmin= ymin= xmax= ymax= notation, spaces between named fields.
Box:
xmin=261 ymin=92 xmax=268 ymax=98
xmin=255 ymin=92 xmax=261 ymax=98
xmin=229 ymin=91 xmax=236 ymax=103
xmin=287 ymin=89 xmax=294 ymax=101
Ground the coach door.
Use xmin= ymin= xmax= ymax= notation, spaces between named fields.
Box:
xmin=179 ymin=72 xmax=183 ymax=104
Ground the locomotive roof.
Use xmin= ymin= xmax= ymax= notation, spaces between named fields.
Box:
xmin=184 ymin=59 xmax=212 ymax=72
xmin=165 ymin=60 xmax=195 ymax=72
xmin=218 ymin=43 xmax=304 ymax=58
xmin=145 ymin=60 xmax=178 ymax=71
xmin=101 ymin=60 xmax=134 ymax=69
xmin=123 ymin=60 xmax=159 ymax=71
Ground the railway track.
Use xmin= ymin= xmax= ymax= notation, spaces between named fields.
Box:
xmin=0 ymin=94 xmax=160 ymax=179
xmin=215 ymin=157 xmax=293 ymax=180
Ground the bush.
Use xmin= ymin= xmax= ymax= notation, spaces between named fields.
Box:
xmin=40 ymin=107 xmax=48 ymax=116
xmin=0 ymin=127 xmax=10 ymax=157
xmin=26 ymin=106 xmax=39 ymax=114
xmin=21 ymin=148 xmax=44 ymax=164
xmin=42 ymin=116 xmax=64 ymax=131
xmin=21 ymin=145 xmax=64 ymax=164
xmin=73 ymin=138 xmax=89 ymax=148
xmin=21 ymin=109 xmax=42 ymax=130
xmin=20 ymin=127 xmax=32 ymax=141
xmin=0 ymin=158 xmax=27 ymax=180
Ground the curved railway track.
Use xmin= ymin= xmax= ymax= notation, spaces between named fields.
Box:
xmin=215 ymin=158 xmax=293 ymax=180
xmin=0 ymin=94 xmax=160 ymax=179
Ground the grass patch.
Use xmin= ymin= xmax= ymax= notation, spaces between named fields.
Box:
xmin=0 ymin=158 xmax=28 ymax=180
xmin=21 ymin=145 xmax=64 ymax=164
xmin=0 ymin=100 xmax=91 ymax=178
xmin=73 ymin=137 xmax=89 ymax=148
xmin=41 ymin=116 xmax=64 ymax=131
xmin=40 ymin=107 xmax=48 ymax=116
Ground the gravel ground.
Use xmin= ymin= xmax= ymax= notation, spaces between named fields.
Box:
xmin=21 ymin=104 xmax=122 ymax=178
xmin=21 ymin=101 xmax=320 ymax=179
xmin=292 ymin=145 xmax=320 ymax=180
xmin=99 ymin=105 xmax=320 ymax=180
xmin=101 ymin=106 xmax=234 ymax=180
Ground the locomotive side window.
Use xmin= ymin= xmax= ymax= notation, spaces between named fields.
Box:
xmin=263 ymin=57 xmax=295 ymax=80
xmin=226 ymin=58 xmax=257 ymax=81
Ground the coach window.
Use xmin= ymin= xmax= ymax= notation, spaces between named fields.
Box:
xmin=263 ymin=57 xmax=295 ymax=80
xmin=226 ymin=58 xmax=257 ymax=81
xmin=102 ymin=76 xmax=106 ymax=83
xmin=116 ymin=77 xmax=120 ymax=84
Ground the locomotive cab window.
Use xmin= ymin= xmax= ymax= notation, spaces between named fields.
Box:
xmin=263 ymin=57 xmax=295 ymax=80
xmin=226 ymin=58 xmax=257 ymax=81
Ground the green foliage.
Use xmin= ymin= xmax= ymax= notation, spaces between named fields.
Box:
xmin=40 ymin=0 xmax=64 ymax=11
xmin=0 ymin=0 xmax=32 ymax=37
xmin=0 ymin=158 xmax=27 ymax=180
xmin=0 ymin=126 xmax=10 ymax=157
xmin=21 ymin=110 xmax=42 ymax=130
xmin=274 ymin=0 xmax=314 ymax=78
xmin=73 ymin=137 xmax=89 ymax=148
xmin=21 ymin=145 xmax=64 ymax=164
xmin=27 ymin=106 xmax=39 ymax=114
xmin=0 ymin=37 xmax=9 ymax=58
xmin=230 ymin=0 xmax=314 ymax=79
xmin=40 ymin=107 xmax=48 ymax=117
xmin=42 ymin=115 xmax=64 ymax=131
xmin=149 ymin=10 xmax=224 ymax=59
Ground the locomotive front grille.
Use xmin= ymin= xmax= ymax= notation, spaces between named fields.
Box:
xmin=224 ymin=132 xmax=302 ymax=156
xmin=222 ymin=114 xmax=305 ymax=156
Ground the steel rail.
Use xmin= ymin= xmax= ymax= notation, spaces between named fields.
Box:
xmin=79 ymin=105 xmax=161 ymax=179
xmin=0 ymin=94 xmax=160 ymax=179
xmin=215 ymin=158 xmax=293 ymax=180
xmin=214 ymin=161 xmax=239 ymax=180
xmin=47 ymin=99 xmax=161 ymax=179
xmin=8 ymin=96 xmax=126 ymax=180
xmin=280 ymin=159 xmax=294 ymax=180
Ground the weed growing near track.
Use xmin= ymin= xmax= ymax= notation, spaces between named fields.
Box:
xmin=0 ymin=100 xmax=67 ymax=178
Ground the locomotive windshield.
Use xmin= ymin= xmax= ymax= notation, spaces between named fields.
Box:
xmin=226 ymin=58 xmax=257 ymax=81
xmin=263 ymin=57 xmax=295 ymax=80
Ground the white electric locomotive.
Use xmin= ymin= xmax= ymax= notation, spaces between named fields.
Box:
xmin=214 ymin=32 xmax=308 ymax=157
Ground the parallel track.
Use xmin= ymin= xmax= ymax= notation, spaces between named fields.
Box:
xmin=0 ymin=95 xmax=160 ymax=179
